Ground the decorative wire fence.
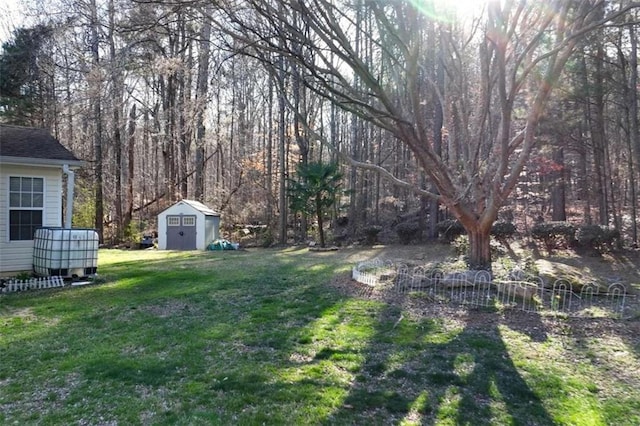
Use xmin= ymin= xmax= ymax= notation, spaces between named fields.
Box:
xmin=1 ymin=276 xmax=65 ymax=293
xmin=352 ymin=259 xmax=637 ymax=318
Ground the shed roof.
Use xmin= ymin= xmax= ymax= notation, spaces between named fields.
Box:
xmin=0 ymin=124 xmax=82 ymax=166
xmin=166 ymin=199 xmax=220 ymax=216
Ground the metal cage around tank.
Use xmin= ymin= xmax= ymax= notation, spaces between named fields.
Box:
xmin=33 ymin=227 xmax=99 ymax=278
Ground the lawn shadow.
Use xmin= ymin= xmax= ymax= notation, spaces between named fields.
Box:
xmin=322 ymin=299 xmax=555 ymax=425
xmin=499 ymin=309 xmax=549 ymax=343
xmin=558 ymin=315 xmax=640 ymax=372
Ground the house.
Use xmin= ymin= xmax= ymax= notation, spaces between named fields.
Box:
xmin=158 ymin=200 xmax=220 ymax=250
xmin=0 ymin=124 xmax=82 ymax=273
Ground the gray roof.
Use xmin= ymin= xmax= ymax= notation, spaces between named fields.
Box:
xmin=0 ymin=124 xmax=81 ymax=165
xmin=178 ymin=199 xmax=220 ymax=216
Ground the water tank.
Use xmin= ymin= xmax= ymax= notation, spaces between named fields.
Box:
xmin=33 ymin=228 xmax=99 ymax=278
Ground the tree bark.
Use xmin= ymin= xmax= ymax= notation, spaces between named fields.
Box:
xmin=124 ymin=103 xmax=136 ymax=235
xmin=108 ymin=0 xmax=124 ymax=241
xmin=629 ymin=18 xmax=639 ymax=246
xmin=278 ymin=53 xmax=288 ymax=245
xmin=467 ymin=224 xmax=494 ymax=272
xmin=551 ymin=147 xmax=566 ymax=221
xmin=429 ymin=45 xmax=444 ymax=238
xmin=195 ymin=6 xmax=213 ymax=201
xmin=316 ymin=195 xmax=325 ymax=248
xmin=89 ymin=0 xmax=104 ymax=242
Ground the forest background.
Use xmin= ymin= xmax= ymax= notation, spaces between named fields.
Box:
xmin=0 ymin=0 xmax=639 ymax=270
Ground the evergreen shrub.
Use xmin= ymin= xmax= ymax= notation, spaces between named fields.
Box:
xmin=531 ymin=221 xmax=576 ymax=252
xmin=363 ymin=225 xmax=383 ymax=245
xmin=491 ymin=222 xmax=517 ymax=241
xmin=395 ymin=222 xmax=422 ymax=245
xmin=576 ymin=224 xmax=620 ymax=252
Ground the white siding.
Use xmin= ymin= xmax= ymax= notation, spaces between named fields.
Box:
xmin=0 ymin=164 xmax=63 ymax=273
xmin=204 ymin=217 xmax=214 ymax=246
xmin=204 ymin=216 xmax=220 ymax=243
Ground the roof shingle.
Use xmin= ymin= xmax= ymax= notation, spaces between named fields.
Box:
xmin=0 ymin=124 xmax=80 ymax=162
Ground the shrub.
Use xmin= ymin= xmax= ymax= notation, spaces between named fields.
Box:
xmin=260 ymin=228 xmax=275 ymax=248
xmin=395 ymin=221 xmax=422 ymax=245
xmin=531 ymin=221 xmax=576 ymax=253
xmin=363 ymin=225 xmax=383 ymax=245
xmin=603 ymin=227 xmax=622 ymax=249
xmin=452 ymin=235 xmax=469 ymax=256
xmin=436 ymin=219 xmax=465 ymax=242
xmin=15 ymin=271 xmax=32 ymax=281
xmin=491 ymin=222 xmax=517 ymax=242
xmin=576 ymin=225 xmax=620 ymax=253
xmin=335 ymin=216 xmax=349 ymax=227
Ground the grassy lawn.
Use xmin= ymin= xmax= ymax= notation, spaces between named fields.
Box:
xmin=1 ymin=247 xmax=639 ymax=425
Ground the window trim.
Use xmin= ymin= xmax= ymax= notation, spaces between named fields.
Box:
xmin=8 ymin=175 xmax=46 ymax=242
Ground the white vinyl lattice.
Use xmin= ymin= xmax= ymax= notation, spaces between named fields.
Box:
xmin=1 ymin=276 xmax=65 ymax=293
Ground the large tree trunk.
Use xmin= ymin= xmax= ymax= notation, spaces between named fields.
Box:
xmin=348 ymin=115 xmax=358 ymax=236
xmin=631 ymin=21 xmax=640 ymax=170
xmin=124 ymin=104 xmax=137 ymax=235
xmin=467 ymin=225 xmax=493 ymax=272
xmin=315 ymin=196 xmax=325 ymax=248
xmin=123 ymin=104 xmax=136 ymax=234
xmin=452 ymin=201 xmax=499 ymax=271
xmin=160 ymin=74 xmax=176 ymax=203
xmin=178 ymin=61 xmax=190 ymax=199
xmin=291 ymin=11 xmax=309 ymax=241
xmin=277 ymin=53 xmax=288 ymax=245
xmin=89 ymin=0 xmax=104 ymax=243
xmin=586 ymin=17 xmax=610 ymax=226
xmin=629 ymin=21 xmax=639 ymax=246
xmin=578 ymin=109 xmax=593 ymax=224
xmin=266 ymin=80 xmax=274 ymax=226
xmin=551 ymin=147 xmax=567 ymax=221
xmin=108 ymin=0 xmax=124 ymax=242
xmin=194 ymin=6 xmax=212 ymax=202
xmin=428 ymin=70 xmax=444 ymax=237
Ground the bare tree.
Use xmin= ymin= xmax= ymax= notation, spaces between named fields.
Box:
xmin=626 ymin=8 xmax=639 ymax=246
xmin=277 ymin=51 xmax=288 ymax=245
xmin=89 ymin=0 xmax=105 ymax=242
xmin=195 ymin=5 xmax=213 ymax=201
xmin=124 ymin=103 xmax=136 ymax=234
xmin=217 ymin=0 xmax=639 ymax=269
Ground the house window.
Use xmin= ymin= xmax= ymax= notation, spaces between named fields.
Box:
xmin=9 ymin=176 xmax=44 ymax=240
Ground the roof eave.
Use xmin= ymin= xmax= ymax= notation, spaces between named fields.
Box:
xmin=0 ymin=156 xmax=84 ymax=168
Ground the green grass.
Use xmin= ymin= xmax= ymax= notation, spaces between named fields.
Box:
xmin=1 ymin=248 xmax=638 ymax=425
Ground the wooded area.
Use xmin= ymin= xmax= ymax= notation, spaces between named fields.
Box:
xmin=1 ymin=0 xmax=639 ymax=269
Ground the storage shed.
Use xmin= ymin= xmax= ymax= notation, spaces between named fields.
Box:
xmin=158 ymin=200 xmax=220 ymax=250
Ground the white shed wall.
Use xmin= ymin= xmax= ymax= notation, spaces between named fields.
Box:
xmin=204 ymin=216 xmax=220 ymax=245
xmin=158 ymin=201 xmax=220 ymax=250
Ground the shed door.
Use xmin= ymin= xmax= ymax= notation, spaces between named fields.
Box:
xmin=166 ymin=215 xmax=197 ymax=250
